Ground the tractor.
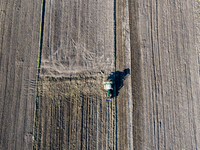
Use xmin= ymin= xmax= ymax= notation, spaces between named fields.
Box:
xmin=103 ymin=80 xmax=114 ymax=101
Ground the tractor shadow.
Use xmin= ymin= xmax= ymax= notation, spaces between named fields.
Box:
xmin=106 ymin=68 xmax=130 ymax=98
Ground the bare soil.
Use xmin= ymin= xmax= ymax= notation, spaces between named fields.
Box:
xmin=0 ymin=0 xmax=41 ymax=149
xmin=40 ymin=0 xmax=115 ymax=77
xmin=129 ymin=0 xmax=200 ymax=149
xmin=34 ymin=72 xmax=117 ymax=149
xmin=34 ymin=0 xmax=120 ymax=150
xmin=1 ymin=0 xmax=200 ymax=149
xmin=34 ymin=0 xmax=135 ymax=149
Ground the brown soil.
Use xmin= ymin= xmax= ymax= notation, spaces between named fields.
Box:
xmin=0 ymin=0 xmax=41 ymax=149
xmin=40 ymin=0 xmax=115 ymax=77
xmin=34 ymin=72 xmax=117 ymax=149
xmin=1 ymin=0 xmax=200 ymax=149
xmin=129 ymin=0 xmax=200 ymax=149
xmin=34 ymin=0 xmax=133 ymax=149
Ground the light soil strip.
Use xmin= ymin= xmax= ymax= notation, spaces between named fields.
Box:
xmin=124 ymin=0 xmax=133 ymax=149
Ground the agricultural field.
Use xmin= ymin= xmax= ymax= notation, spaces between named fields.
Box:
xmin=39 ymin=0 xmax=115 ymax=77
xmin=0 ymin=0 xmax=41 ymax=149
xmin=34 ymin=0 xmax=132 ymax=149
xmin=34 ymin=73 xmax=116 ymax=149
xmin=1 ymin=0 xmax=200 ymax=149
xmin=130 ymin=0 xmax=200 ymax=149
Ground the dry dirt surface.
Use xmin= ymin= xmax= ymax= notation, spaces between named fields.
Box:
xmin=35 ymin=0 xmax=117 ymax=149
xmin=129 ymin=0 xmax=200 ymax=149
xmin=34 ymin=0 xmax=133 ymax=149
xmin=0 ymin=0 xmax=41 ymax=149
xmin=40 ymin=0 xmax=115 ymax=77
xmin=34 ymin=73 xmax=117 ymax=149
xmin=1 ymin=0 xmax=200 ymax=149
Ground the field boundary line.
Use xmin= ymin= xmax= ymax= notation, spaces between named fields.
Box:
xmin=33 ymin=0 xmax=45 ymax=149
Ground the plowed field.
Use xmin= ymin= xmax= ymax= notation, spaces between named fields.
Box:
xmin=34 ymin=0 xmax=133 ymax=149
xmin=1 ymin=0 xmax=200 ymax=149
xmin=130 ymin=0 xmax=200 ymax=149
xmin=40 ymin=0 xmax=115 ymax=77
xmin=0 ymin=0 xmax=41 ymax=149
xmin=34 ymin=73 xmax=117 ymax=149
